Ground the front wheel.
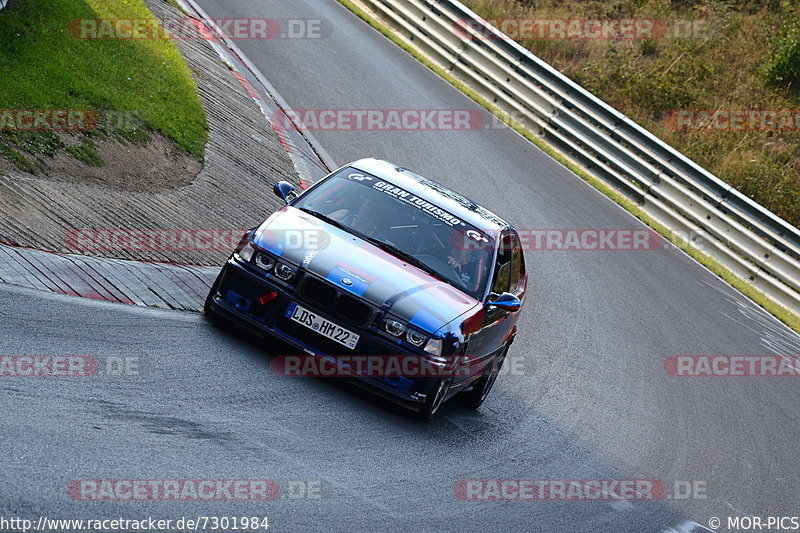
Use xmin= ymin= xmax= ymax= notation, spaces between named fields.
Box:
xmin=204 ymin=269 xmax=231 ymax=325
xmin=461 ymin=343 xmax=509 ymax=410
xmin=416 ymin=376 xmax=453 ymax=422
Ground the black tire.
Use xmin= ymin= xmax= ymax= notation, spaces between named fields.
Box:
xmin=461 ymin=343 xmax=509 ymax=410
xmin=416 ymin=376 xmax=453 ymax=422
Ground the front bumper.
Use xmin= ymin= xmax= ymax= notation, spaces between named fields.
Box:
xmin=207 ymin=258 xmax=451 ymax=409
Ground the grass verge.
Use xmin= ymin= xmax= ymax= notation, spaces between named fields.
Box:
xmin=462 ymin=0 xmax=799 ymax=229
xmin=0 ymin=0 xmax=207 ymax=161
xmin=336 ymin=0 xmax=800 ymax=334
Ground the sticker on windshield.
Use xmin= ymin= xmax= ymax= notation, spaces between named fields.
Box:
xmin=347 ymin=173 xmax=374 ymax=182
xmin=372 ymin=181 xmax=463 ymax=227
xmin=466 ymin=230 xmax=489 ymax=244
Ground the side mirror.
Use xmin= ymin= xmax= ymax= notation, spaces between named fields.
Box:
xmin=273 ymin=181 xmax=296 ymax=204
xmin=489 ymin=292 xmax=521 ymax=312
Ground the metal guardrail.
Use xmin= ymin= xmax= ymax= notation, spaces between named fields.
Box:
xmin=355 ymin=0 xmax=800 ymax=313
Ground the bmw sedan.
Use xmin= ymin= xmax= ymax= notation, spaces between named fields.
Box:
xmin=205 ymin=158 xmax=527 ymax=420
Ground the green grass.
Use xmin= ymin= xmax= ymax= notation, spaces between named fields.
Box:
xmin=0 ymin=131 xmax=66 ymax=174
xmin=336 ymin=0 xmax=800 ymax=334
xmin=764 ymin=6 xmax=800 ymax=89
xmin=0 ymin=0 xmax=207 ymax=159
xmin=65 ymin=137 xmax=104 ymax=167
xmin=0 ymin=142 xmax=39 ymax=173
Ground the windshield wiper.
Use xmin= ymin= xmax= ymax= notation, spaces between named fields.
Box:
xmin=363 ymin=236 xmax=447 ymax=283
xmin=298 ymin=207 xmax=351 ymax=233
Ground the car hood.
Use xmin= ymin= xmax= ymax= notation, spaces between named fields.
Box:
xmin=252 ymin=207 xmax=480 ymax=334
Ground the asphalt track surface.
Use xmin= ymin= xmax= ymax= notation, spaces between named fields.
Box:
xmin=3 ymin=1 xmax=800 ymax=531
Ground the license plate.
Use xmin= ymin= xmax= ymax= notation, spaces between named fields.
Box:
xmin=287 ymin=303 xmax=360 ymax=350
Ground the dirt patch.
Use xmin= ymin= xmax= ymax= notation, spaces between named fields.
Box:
xmin=0 ymin=131 xmax=202 ymax=192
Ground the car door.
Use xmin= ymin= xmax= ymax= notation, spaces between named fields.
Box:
xmin=456 ymin=231 xmax=520 ymax=384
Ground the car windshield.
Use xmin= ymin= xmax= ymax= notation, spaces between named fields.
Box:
xmin=294 ymin=168 xmax=495 ymax=299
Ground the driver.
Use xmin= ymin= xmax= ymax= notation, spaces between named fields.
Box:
xmin=447 ymin=242 xmax=480 ymax=290
xmin=328 ymin=195 xmax=383 ymax=238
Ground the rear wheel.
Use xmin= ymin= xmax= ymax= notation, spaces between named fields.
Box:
xmin=416 ymin=376 xmax=453 ymax=422
xmin=461 ymin=343 xmax=509 ymax=410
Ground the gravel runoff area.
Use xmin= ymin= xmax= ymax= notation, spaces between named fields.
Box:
xmin=0 ymin=0 xmax=304 ymax=266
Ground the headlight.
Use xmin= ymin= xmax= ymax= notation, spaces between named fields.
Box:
xmin=274 ymin=262 xmax=296 ymax=281
xmin=424 ymin=338 xmax=443 ymax=355
xmin=254 ymin=253 xmax=275 ymax=272
xmin=383 ymin=319 xmax=405 ymax=337
xmin=237 ymin=242 xmax=256 ymax=262
xmin=406 ymin=330 xmax=426 ymax=347
xmin=381 ymin=317 xmax=432 ymax=348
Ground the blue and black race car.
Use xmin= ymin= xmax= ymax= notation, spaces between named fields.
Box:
xmin=205 ymin=158 xmax=527 ymax=420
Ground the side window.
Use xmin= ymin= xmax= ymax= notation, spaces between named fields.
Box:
xmin=510 ymin=233 xmax=524 ymax=292
xmin=491 ymin=233 xmax=513 ymax=294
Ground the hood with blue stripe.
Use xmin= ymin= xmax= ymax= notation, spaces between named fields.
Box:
xmin=252 ymin=207 xmax=481 ymax=336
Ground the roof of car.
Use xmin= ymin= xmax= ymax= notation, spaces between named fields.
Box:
xmin=348 ymin=158 xmax=511 ymax=234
